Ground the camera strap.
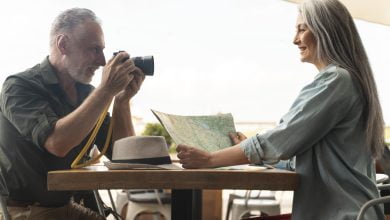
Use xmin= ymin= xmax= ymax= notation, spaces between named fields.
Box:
xmin=71 ymin=102 xmax=113 ymax=169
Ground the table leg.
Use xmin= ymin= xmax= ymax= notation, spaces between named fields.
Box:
xmin=172 ymin=189 xmax=202 ymax=220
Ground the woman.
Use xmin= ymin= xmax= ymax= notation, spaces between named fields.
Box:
xmin=176 ymin=0 xmax=385 ymax=219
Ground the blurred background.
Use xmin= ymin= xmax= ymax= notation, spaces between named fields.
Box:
xmin=1 ymin=0 xmax=389 ymax=139
xmin=1 ymin=1 xmax=389 ymax=219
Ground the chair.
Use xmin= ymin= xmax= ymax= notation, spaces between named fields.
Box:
xmin=116 ymin=189 xmax=171 ymax=220
xmin=356 ymin=173 xmax=390 ymax=220
xmin=242 ymin=214 xmax=292 ymax=220
xmin=116 ymin=190 xmax=130 ymax=217
xmin=0 ymin=169 xmax=10 ymax=220
xmin=91 ymin=189 xmax=122 ymax=220
xmin=357 ymin=183 xmax=390 ymax=220
xmin=227 ymin=190 xmax=280 ymax=220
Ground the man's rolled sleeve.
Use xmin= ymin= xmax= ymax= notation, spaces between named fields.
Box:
xmin=1 ymin=77 xmax=59 ymax=151
xmin=32 ymin=114 xmax=57 ymax=151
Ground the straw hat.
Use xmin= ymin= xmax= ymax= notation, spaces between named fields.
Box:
xmin=111 ymin=136 xmax=172 ymax=165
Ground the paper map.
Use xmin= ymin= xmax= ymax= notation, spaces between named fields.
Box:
xmin=152 ymin=110 xmax=236 ymax=152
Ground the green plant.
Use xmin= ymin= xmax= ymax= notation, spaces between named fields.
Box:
xmin=385 ymin=126 xmax=390 ymax=140
xmin=142 ymin=123 xmax=173 ymax=147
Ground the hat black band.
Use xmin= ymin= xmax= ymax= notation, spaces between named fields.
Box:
xmin=112 ymin=156 xmax=172 ymax=165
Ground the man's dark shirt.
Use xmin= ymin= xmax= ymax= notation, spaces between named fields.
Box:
xmin=0 ymin=57 xmax=112 ymax=206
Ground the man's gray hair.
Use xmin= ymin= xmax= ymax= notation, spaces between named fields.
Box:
xmin=50 ymin=8 xmax=100 ymax=47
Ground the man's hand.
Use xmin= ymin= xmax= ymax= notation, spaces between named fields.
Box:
xmin=229 ymin=132 xmax=247 ymax=145
xmin=99 ymin=52 xmax=136 ymax=97
xmin=115 ymin=67 xmax=145 ymax=104
xmin=176 ymin=144 xmax=212 ymax=169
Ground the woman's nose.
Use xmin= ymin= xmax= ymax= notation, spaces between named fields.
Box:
xmin=293 ymin=34 xmax=299 ymax=45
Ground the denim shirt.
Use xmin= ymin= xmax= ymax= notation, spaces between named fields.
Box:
xmin=240 ymin=64 xmax=383 ymax=220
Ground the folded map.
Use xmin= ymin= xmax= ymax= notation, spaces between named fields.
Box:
xmin=152 ymin=110 xmax=236 ymax=152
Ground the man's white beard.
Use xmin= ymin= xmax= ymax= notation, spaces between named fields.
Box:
xmin=68 ymin=69 xmax=92 ymax=84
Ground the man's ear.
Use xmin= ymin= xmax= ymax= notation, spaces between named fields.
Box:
xmin=56 ymin=34 xmax=69 ymax=55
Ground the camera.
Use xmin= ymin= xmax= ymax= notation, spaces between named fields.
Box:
xmin=113 ymin=51 xmax=154 ymax=76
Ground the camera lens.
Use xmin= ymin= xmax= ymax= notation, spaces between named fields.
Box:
xmin=131 ymin=56 xmax=154 ymax=76
xmin=113 ymin=51 xmax=154 ymax=76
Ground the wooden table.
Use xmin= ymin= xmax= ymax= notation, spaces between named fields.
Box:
xmin=48 ymin=165 xmax=299 ymax=220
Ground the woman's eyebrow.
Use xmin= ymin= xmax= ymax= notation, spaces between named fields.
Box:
xmin=296 ymin=23 xmax=306 ymax=29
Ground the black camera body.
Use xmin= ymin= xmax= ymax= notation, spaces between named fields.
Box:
xmin=113 ymin=51 xmax=154 ymax=76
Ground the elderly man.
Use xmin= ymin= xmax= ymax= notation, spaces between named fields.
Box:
xmin=0 ymin=8 xmax=144 ymax=219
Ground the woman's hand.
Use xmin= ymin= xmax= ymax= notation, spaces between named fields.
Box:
xmin=229 ymin=131 xmax=247 ymax=145
xmin=176 ymin=144 xmax=212 ymax=169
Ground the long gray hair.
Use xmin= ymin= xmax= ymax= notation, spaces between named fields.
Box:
xmin=299 ymin=0 xmax=384 ymax=157
xmin=50 ymin=8 xmax=100 ymax=48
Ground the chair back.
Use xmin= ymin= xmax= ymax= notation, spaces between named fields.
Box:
xmin=356 ymin=178 xmax=390 ymax=220
xmin=0 ymin=168 xmax=8 ymax=196
xmin=0 ymin=168 xmax=10 ymax=220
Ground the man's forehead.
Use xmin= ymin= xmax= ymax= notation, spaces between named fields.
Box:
xmin=71 ymin=20 xmax=105 ymax=46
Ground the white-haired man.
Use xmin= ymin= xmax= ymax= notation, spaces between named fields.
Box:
xmin=0 ymin=8 xmax=144 ymax=219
